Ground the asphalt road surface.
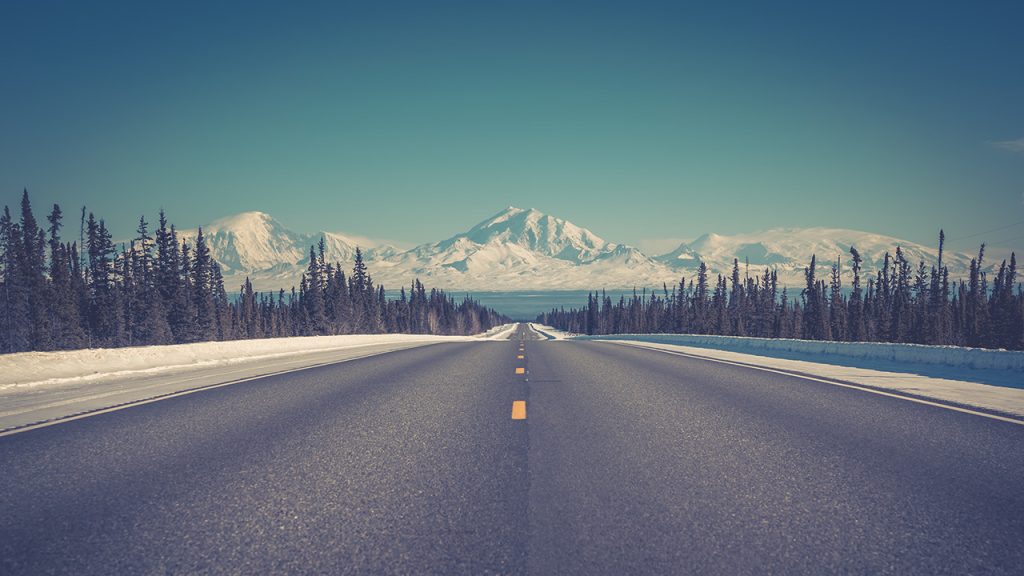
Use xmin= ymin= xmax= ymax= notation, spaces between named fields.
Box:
xmin=1 ymin=324 xmax=1022 ymax=574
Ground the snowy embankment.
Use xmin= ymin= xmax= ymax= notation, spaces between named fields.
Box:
xmin=577 ymin=334 xmax=1024 ymax=419
xmin=0 ymin=334 xmax=477 ymax=390
xmin=527 ymin=323 xmax=572 ymax=340
xmin=0 ymin=330 xmax=505 ymax=433
xmin=477 ymin=323 xmax=519 ymax=340
xmin=576 ymin=333 xmax=1024 ymax=372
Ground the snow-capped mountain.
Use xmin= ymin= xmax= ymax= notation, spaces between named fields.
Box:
xmin=178 ymin=212 xmax=395 ymax=283
xmin=388 ymin=207 xmax=654 ymax=270
xmin=456 ymin=206 xmax=640 ymax=263
xmin=181 ymin=207 xmax=1001 ymax=292
xmin=373 ymin=207 xmax=664 ymax=289
xmin=657 ymin=227 xmax=978 ymax=282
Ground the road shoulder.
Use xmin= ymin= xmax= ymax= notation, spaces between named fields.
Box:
xmin=600 ymin=340 xmax=1024 ymax=422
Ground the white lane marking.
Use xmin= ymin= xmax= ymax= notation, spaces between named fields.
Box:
xmin=605 ymin=341 xmax=1024 ymax=426
xmin=0 ymin=346 xmax=432 ymax=438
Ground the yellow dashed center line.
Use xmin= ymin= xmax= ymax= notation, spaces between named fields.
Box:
xmin=515 ymin=367 xmax=525 ymax=375
xmin=512 ymin=400 xmax=527 ymax=420
xmin=517 ymin=354 xmax=524 ymax=359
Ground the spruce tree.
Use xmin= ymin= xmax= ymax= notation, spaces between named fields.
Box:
xmin=176 ymin=238 xmax=197 ymax=342
xmin=0 ymin=206 xmax=30 ymax=352
xmin=728 ymin=259 xmax=746 ymax=336
xmin=19 ymin=191 xmax=52 ymax=350
xmin=211 ymin=262 xmax=231 ymax=340
xmin=47 ymin=204 xmax=86 ymax=349
xmin=304 ymin=243 xmax=326 ymax=334
xmin=191 ymin=228 xmax=215 ymax=341
xmin=829 ymin=257 xmax=847 ymax=341
xmin=802 ymin=255 xmax=823 ymax=340
xmin=693 ymin=261 xmax=709 ymax=334
xmin=965 ymin=245 xmax=986 ymax=347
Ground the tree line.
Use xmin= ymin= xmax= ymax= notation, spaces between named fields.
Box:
xmin=0 ymin=190 xmax=507 ymax=354
xmin=539 ymin=232 xmax=1023 ymax=350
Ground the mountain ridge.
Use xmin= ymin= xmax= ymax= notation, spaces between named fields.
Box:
xmin=177 ymin=207 xmax=1005 ymax=291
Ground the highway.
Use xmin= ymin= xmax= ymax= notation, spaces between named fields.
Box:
xmin=1 ymin=324 xmax=1022 ymax=574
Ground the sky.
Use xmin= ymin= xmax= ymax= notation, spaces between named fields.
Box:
xmin=2 ymin=0 xmax=1022 ymax=255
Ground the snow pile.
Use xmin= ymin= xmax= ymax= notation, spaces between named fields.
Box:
xmin=0 ymin=334 xmax=478 ymax=391
xmin=575 ymin=334 xmax=1024 ymax=373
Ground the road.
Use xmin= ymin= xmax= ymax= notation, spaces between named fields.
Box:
xmin=1 ymin=324 xmax=1022 ymax=574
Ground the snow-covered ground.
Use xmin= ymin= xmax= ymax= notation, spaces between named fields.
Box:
xmin=476 ymin=323 xmax=519 ymax=340
xmin=0 ymin=332 xmax=502 ymax=433
xmin=580 ymin=336 xmax=1024 ymax=420
xmin=527 ymin=323 xmax=572 ymax=340
xmin=574 ymin=334 xmax=1024 ymax=374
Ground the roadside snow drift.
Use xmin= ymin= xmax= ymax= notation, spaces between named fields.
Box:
xmin=578 ymin=335 xmax=1024 ymax=419
xmin=0 ymin=332 xmax=504 ymax=432
xmin=574 ymin=333 xmax=1024 ymax=373
xmin=0 ymin=334 xmax=481 ymax=391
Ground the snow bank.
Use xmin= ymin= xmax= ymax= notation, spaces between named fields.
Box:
xmin=574 ymin=334 xmax=1024 ymax=373
xmin=477 ymin=323 xmax=519 ymax=340
xmin=527 ymin=323 xmax=572 ymax=340
xmin=599 ymin=340 xmax=1024 ymax=419
xmin=0 ymin=334 xmax=479 ymax=391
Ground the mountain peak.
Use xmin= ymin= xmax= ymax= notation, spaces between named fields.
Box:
xmin=444 ymin=206 xmax=624 ymax=264
xmin=482 ymin=206 xmax=542 ymax=227
xmin=206 ymin=211 xmax=278 ymax=233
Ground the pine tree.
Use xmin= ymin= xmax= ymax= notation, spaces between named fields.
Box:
xmin=1007 ymin=253 xmax=1022 ymax=349
xmin=965 ymin=245 xmax=987 ymax=347
xmin=191 ymin=228 xmax=215 ymax=341
xmin=239 ymin=277 xmax=258 ymax=338
xmin=829 ymin=257 xmax=847 ymax=341
xmin=728 ymin=259 xmax=746 ymax=336
xmin=176 ymin=237 xmax=197 ymax=342
xmin=155 ymin=212 xmax=188 ymax=342
xmin=47 ymin=204 xmax=86 ymax=349
xmin=350 ymin=248 xmax=368 ymax=332
xmin=85 ymin=214 xmax=122 ymax=346
xmin=304 ymin=242 xmax=326 ymax=334
xmin=19 ymin=191 xmax=52 ymax=350
xmin=692 ymin=261 xmax=709 ymax=334
xmin=211 ymin=262 xmax=231 ymax=340
xmin=132 ymin=215 xmax=171 ymax=345
xmin=802 ymin=255 xmax=824 ymax=340
xmin=0 ymin=206 xmax=30 ymax=352
xmin=890 ymin=247 xmax=912 ymax=342
xmin=846 ymin=247 xmax=865 ymax=342
xmin=911 ymin=260 xmax=929 ymax=344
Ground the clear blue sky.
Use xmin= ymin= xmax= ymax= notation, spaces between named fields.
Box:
xmin=2 ymin=1 xmax=1022 ymax=253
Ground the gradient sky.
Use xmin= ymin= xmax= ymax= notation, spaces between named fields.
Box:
xmin=2 ymin=1 xmax=1022 ymax=254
